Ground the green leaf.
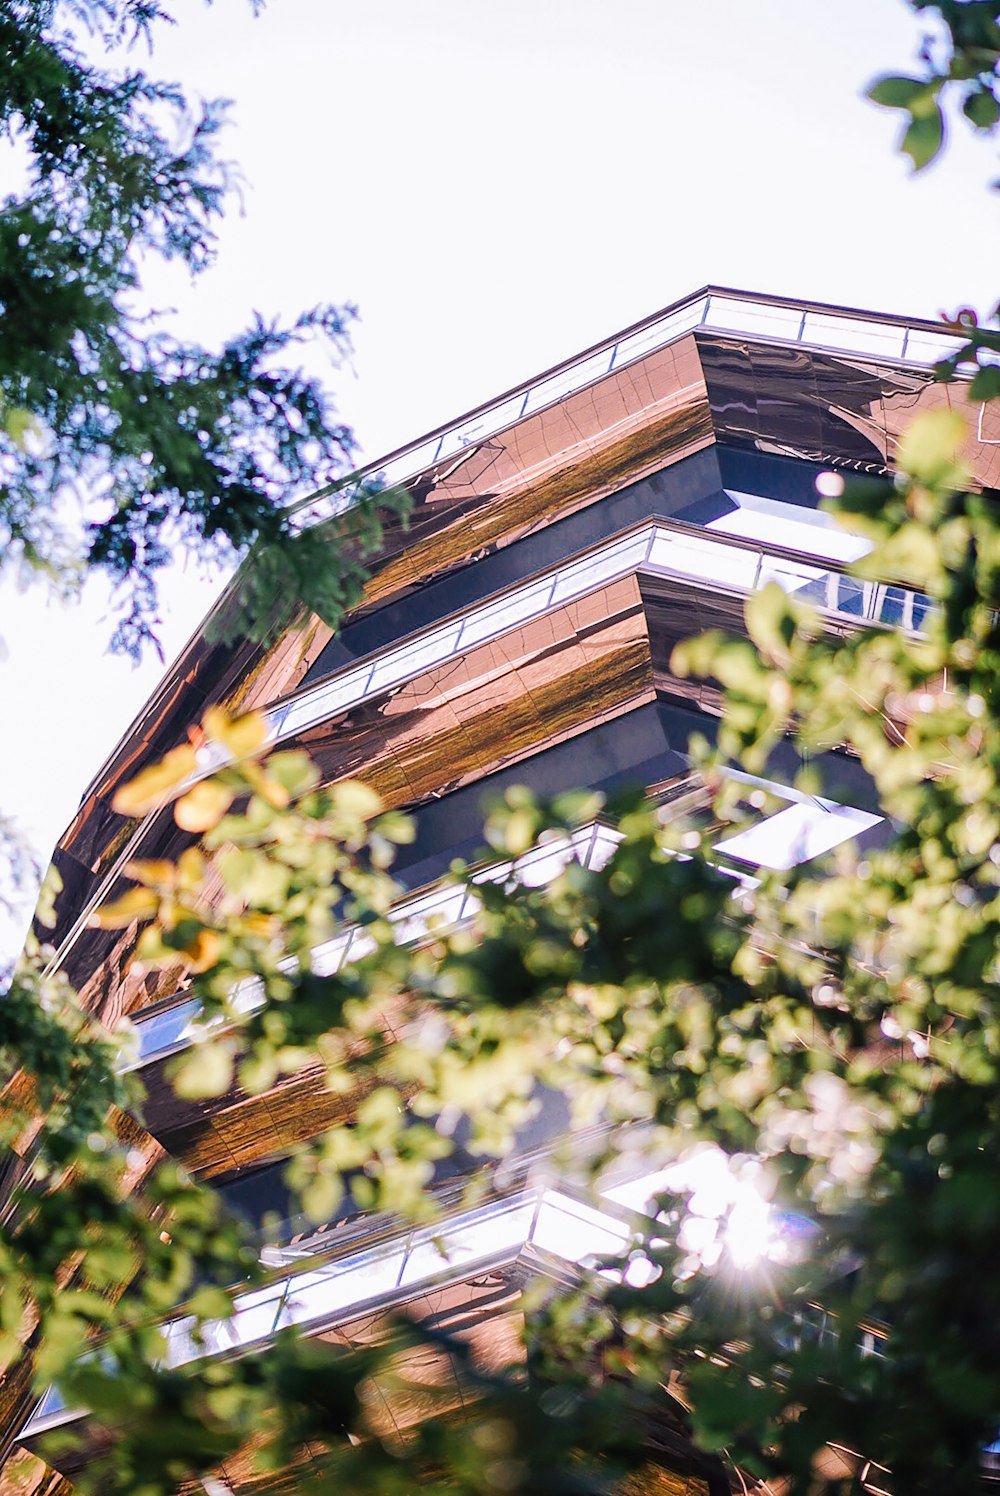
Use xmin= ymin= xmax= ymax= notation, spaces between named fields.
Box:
xmin=171 ymin=1042 xmax=235 ymax=1100
xmin=300 ymin=1171 xmax=343 ymax=1223
xmin=188 ymin=1286 xmax=235 ymax=1322
xmin=896 ymin=408 xmax=969 ymax=485
xmin=963 ymin=88 xmax=1000 ymax=129
xmin=867 ymin=73 xmax=929 ymax=108
xmin=970 ymin=363 xmax=1000 ymax=402
xmin=266 ymin=750 xmax=322 ymax=798
xmin=901 ymin=105 xmax=945 ymax=170
xmin=744 ymin=583 xmax=802 ymax=660
xmin=330 ymin=781 xmax=383 ymax=822
xmin=4 ymin=406 xmax=41 ymax=449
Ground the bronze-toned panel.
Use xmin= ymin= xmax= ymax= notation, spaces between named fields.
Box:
xmin=699 ymin=332 xmax=998 ymax=489
xmin=139 ymin=1057 xmax=383 ymax=1179
xmin=362 ymin=338 xmax=711 ymax=612
xmin=294 ymin=575 xmax=653 ymax=806
xmin=61 ymin=336 xmax=710 ymax=877
xmin=68 ymin=574 xmax=762 ymax=1027
xmin=0 ymin=1447 xmax=75 ymax=1496
xmin=66 ymin=574 xmax=656 ymax=1014
xmin=46 ymin=323 xmax=995 ymax=991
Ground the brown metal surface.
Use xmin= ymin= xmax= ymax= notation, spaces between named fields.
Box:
xmin=64 ymin=574 xmax=749 ymax=1022
xmin=46 ymin=330 xmax=995 ymax=983
xmin=64 ymin=570 xmax=764 ymax=1029
xmin=698 ymin=332 xmax=999 ymax=486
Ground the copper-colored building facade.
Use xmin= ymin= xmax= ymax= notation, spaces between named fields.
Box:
xmin=12 ymin=287 xmax=994 ymax=1494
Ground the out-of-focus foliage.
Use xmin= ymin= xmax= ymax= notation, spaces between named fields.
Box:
xmin=868 ymin=1 xmax=1000 ymax=396
xmin=3 ymin=4 xmax=1000 ymax=1496
xmin=0 ymin=0 xmax=405 ymax=659
xmin=11 ymin=375 xmax=1000 ymax=1494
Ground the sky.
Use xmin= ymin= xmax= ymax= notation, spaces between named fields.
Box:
xmin=1 ymin=0 xmax=997 ymax=956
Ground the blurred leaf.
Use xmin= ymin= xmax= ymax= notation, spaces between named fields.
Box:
xmin=172 ymin=1042 xmax=235 ymax=1100
xmin=330 ymin=780 xmax=383 ymax=822
xmin=174 ymin=780 xmax=234 ymax=833
xmin=112 ymin=745 xmax=199 ymax=818
xmin=970 ymin=363 xmax=1000 ymax=401
xmin=963 ymin=88 xmax=1000 ymax=128
xmin=89 ymin=886 xmax=159 ymax=930
xmin=202 ymin=707 xmax=269 ymax=759
xmin=901 ymin=104 xmax=945 ymax=169
xmin=868 ymin=73 xmax=930 ymax=108
xmin=744 ymin=583 xmax=802 ymax=661
xmin=896 ymin=408 xmax=969 ymax=486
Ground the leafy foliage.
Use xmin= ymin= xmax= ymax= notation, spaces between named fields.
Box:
xmin=0 ymin=0 xmax=405 ymax=657
xmin=868 ymin=2 xmax=1000 ymax=396
xmin=11 ymin=405 xmax=1000 ymax=1490
xmin=3 ymin=4 xmax=1000 ymax=1496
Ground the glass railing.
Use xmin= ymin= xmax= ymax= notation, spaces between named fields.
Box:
xmin=23 ymin=1183 xmax=636 ymax=1436
xmin=128 ymin=764 xmax=880 ymax=1072
xmin=259 ymin=520 xmax=930 ymax=756
xmin=290 ymin=288 xmax=967 ymax=531
xmin=24 ymin=1150 xmax=881 ymax=1438
xmin=126 ymin=822 xmax=625 ymax=1069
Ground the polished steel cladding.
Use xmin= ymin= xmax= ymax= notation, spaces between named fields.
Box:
xmin=16 ymin=288 xmax=992 ymax=1490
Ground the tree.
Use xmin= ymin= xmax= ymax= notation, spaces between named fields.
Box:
xmin=0 ymin=0 xmax=403 ymax=661
xmin=2 ymin=4 xmax=1000 ymax=1496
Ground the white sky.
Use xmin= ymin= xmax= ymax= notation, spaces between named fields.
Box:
xmin=1 ymin=0 xmax=997 ymax=956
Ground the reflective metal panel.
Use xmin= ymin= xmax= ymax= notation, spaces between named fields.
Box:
xmin=43 ymin=307 xmax=988 ymax=994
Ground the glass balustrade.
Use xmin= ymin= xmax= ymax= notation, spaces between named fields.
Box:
xmin=265 ymin=520 xmax=930 ymax=756
xmin=23 ymin=1158 xmax=871 ymax=1438
xmin=295 ymin=290 xmax=967 ymax=528
xmin=21 ymin=1186 xmax=634 ymax=1436
xmin=127 ymin=823 xmax=624 ymax=1069
xmin=128 ymin=776 xmax=873 ymax=1075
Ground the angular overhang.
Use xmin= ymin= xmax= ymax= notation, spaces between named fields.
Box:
xmin=42 ymin=289 xmax=996 ymax=998
xmin=20 ymin=1183 xmax=723 ymax=1495
xmin=58 ymin=501 xmax=911 ymax=1020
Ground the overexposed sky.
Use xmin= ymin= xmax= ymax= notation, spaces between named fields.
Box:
xmin=1 ymin=0 xmax=997 ymax=954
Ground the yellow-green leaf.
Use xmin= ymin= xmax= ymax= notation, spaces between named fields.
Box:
xmin=89 ymin=886 xmax=159 ymax=930
xmin=112 ymin=745 xmax=198 ymax=817
xmin=172 ymin=1042 xmax=234 ymax=1100
xmin=331 ymin=780 xmax=383 ymax=822
xmin=896 ymin=408 xmax=969 ymax=487
xmin=202 ymin=706 xmax=269 ymax=758
xmin=174 ymin=779 xmax=234 ymax=833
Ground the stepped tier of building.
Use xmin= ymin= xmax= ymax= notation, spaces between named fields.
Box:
xmin=14 ymin=288 xmax=995 ymax=1495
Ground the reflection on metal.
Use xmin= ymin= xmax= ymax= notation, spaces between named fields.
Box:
xmin=219 ymin=519 xmax=931 ymax=775
xmin=56 ymin=511 xmax=913 ymax=1014
xmin=19 ymin=1181 xmax=648 ymax=1438
xmin=46 ymin=290 xmax=989 ymax=982
xmin=291 ymin=287 xmax=968 ymax=529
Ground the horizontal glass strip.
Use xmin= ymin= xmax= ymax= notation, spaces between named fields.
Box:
xmin=128 ymin=823 xmax=623 ymax=1068
xmin=21 ymin=1184 xmax=642 ymax=1435
xmin=296 ymin=292 xmax=966 ymax=528
xmin=130 ymin=770 xmax=873 ymax=1073
xmin=259 ymin=522 xmax=928 ymax=756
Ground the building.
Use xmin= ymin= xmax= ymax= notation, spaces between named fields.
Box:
xmin=10 ymin=287 xmax=999 ymax=1494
